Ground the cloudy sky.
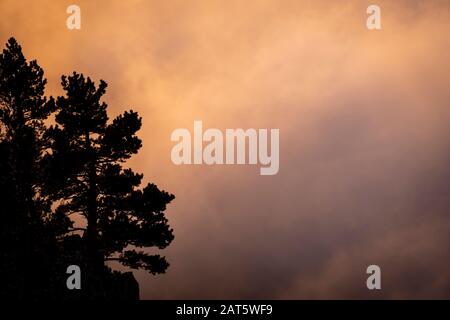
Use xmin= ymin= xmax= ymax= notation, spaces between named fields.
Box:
xmin=1 ymin=0 xmax=449 ymax=299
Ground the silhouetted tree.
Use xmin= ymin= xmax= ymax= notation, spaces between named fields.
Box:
xmin=0 ymin=37 xmax=66 ymax=299
xmin=0 ymin=38 xmax=175 ymax=300
xmin=45 ymin=72 xmax=175 ymax=294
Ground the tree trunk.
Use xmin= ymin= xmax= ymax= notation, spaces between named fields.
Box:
xmin=85 ymin=131 xmax=101 ymax=269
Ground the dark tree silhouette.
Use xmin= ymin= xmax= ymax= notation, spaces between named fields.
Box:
xmin=45 ymin=72 xmax=175 ymax=281
xmin=0 ymin=37 xmax=175 ymax=300
xmin=0 ymin=38 xmax=65 ymax=299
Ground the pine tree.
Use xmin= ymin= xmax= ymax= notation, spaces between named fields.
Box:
xmin=0 ymin=37 xmax=65 ymax=299
xmin=45 ymin=72 xmax=175 ymax=286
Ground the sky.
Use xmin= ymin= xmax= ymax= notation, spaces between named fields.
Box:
xmin=1 ymin=0 xmax=449 ymax=299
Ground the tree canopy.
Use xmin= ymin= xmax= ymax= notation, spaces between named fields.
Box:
xmin=0 ymin=37 xmax=175 ymax=300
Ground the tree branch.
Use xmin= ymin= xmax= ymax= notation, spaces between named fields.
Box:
xmin=68 ymin=227 xmax=86 ymax=232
